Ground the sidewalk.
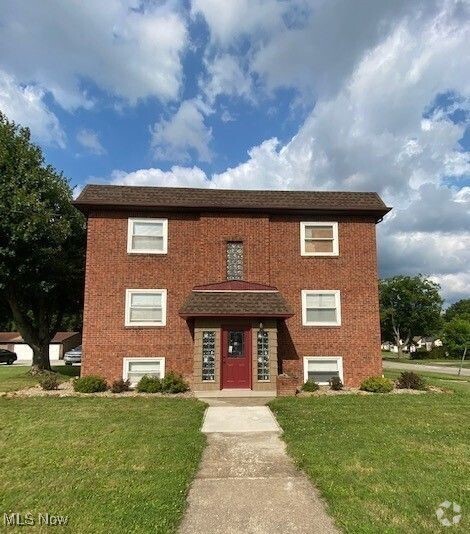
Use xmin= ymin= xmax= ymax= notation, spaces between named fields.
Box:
xmin=383 ymin=360 xmax=470 ymax=377
xmin=179 ymin=402 xmax=339 ymax=534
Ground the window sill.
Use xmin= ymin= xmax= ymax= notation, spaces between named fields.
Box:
xmin=127 ymin=251 xmax=168 ymax=256
xmin=124 ymin=325 xmax=166 ymax=329
xmin=300 ymin=253 xmax=339 ymax=257
xmin=302 ymin=323 xmax=342 ymax=328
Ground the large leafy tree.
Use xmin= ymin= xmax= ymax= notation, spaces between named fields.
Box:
xmin=444 ymin=298 xmax=470 ymax=323
xmin=0 ymin=112 xmax=85 ymax=373
xmin=379 ymin=275 xmax=443 ymax=357
xmin=443 ymin=318 xmax=470 ymax=358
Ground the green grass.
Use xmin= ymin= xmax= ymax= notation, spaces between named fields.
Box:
xmin=0 ymin=364 xmax=80 ymax=393
xmin=0 ymin=397 xmax=206 ymax=533
xmin=270 ymin=385 xmax=470 ymax=533
xmin=382 ymin=355 xmax=470 ymax=368
xmin=384 ymin=369 xmax=470 ymax=393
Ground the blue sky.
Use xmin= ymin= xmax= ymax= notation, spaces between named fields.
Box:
xmin=0 ymin=0 xmax=469 ymax=302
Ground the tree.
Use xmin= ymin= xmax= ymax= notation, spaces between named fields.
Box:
xmin=444 ymin=298 xmax=470 ymax=323
xmin=379 ymin=275 xmax=443 ymax=357
xmin=442 ymin=318 xmax=470 ymax=358
xmin=0 ymin=111 xmax=85 ymax=373
xmin=0 ymin=297 xmax=15 ymax=330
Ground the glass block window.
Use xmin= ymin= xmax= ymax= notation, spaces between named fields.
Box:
xmin=300 ymin=222 xmax=338 ymax=256
xmin=226 ymin=241 xmax=243 ymax=280
xmin=202 ymin=331 xmax=216 ymax=381
xmin=257 ymin=330 xmax=269 ymax=381
xmin=304 ymin=357 xmax=343 ymax=385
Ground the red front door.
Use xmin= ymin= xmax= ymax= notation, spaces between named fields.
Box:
xmin=222 ymin=326 xmax=251 ymax=389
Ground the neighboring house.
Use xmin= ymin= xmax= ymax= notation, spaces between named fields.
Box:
xmin=74 ymin=185 xmax=390 ymax=393
xmin=381 ymin=341 xmax=409 ymax=353
xmin=411 ymin=336 xmax=443 ymax=352
xmin=0 ymin=332 xmax=82 ymax=361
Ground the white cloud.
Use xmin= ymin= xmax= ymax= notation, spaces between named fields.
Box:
xmin=201 ymin=54 xmax=253 ymax=104
xmin=76 ymin=129 xmax=106 ymax=155
xmin=111 ymin=1 xmax=470 ymax=302
xmin=0 ymin=70 xmax=65 ymax=147
xmin=191 ymin=0 xmax=287 ymax=45
xmin=221 ymin=109 xmax=235 ymax=122
xmin=110 ymin=166 xmax=209 ymax=188
xmin=150 ymin=99 xmax=213 ymax=162
xmin=0 ymin=0 xmax=188 ymax=110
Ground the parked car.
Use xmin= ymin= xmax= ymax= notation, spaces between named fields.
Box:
xmin=0 ymin=349 xmax=17 ymax=365
xmin=64 ymin=346 xmax=82 ymax=365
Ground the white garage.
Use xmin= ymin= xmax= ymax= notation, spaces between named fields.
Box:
xmin=0 ymin=332 xmax=81 ymax=362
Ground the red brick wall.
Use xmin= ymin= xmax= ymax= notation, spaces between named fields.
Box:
xmin=81 ymin=210 xmax=382 ymax=387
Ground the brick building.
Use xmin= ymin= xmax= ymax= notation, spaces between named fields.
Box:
xmin=74 ymin=185 xmax=390 ymax=395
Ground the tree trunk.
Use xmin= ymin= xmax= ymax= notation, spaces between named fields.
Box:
xmin=6 ymin=290 xmax=53 ymax=374
xmin=397 ymin=343 xmax=404 ymax=358
xmin=31 ymin=343 xmax=51 ymax=374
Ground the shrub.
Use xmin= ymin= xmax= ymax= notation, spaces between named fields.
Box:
xmin=38 ymin=373 xmax=60 ymax=391
xmin=396 ymin=371 xmax=427 ymax=390
xmin=161 ymin=372 xmax=189 ymax=393
xmin=329 ymin=376 xmax=343 ymax=390
xmin=360 ymin=376 xmax=394 ymax=393
xmin=136 ymin=375 xmax=162 ymax=393
xmin=73 ymin=376 xmax=108 ymax=393
xmin=302 ymin=379 xmax=320 ymax=392
xmin=111 ymin=378 xmax=130 ymax=393
xmin=409 ymin=348 xmax=429 ymax=360
xmin=428 ymin=346 xmax=451 ymax=359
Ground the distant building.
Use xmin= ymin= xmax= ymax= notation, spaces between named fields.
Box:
xmin=0 ymin=332 xmax=81 ymax=361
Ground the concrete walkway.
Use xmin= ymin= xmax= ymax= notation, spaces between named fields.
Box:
xmin=179 ymin=403 xmax=339 ymax=534
xmin=383 ymin=360 xmax=470 ymax=377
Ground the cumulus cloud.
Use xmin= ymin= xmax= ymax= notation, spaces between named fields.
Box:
xmin=0 ymin=70 xmax=65 ymax=147
xmin=76 ymin=129 xmax=106 ymax=155
xmin=201 ymin=54 xmax=253 ymax=104
xmin=110 ymin=1 xmax=470 ymax=302
xmin=110 ymin=166 xmax=209 ymax=188
xmin=0 ymin=0 xmax=188 ymax=110
xmin=150 ymin=99 xmax=213 ymax=162
xmin=191 ymin=0 xmax=287 ymax=45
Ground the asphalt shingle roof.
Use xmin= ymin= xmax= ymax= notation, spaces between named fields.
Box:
xmin=179 ymin=290 xmax=294 ymax=318
xmin=74 ymin=185 xmax=390 ymax=218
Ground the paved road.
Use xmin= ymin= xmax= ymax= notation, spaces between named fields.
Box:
xmin=383 ymin=360 xmax=470 ymax=377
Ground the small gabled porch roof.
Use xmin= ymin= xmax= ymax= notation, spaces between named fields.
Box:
xmin=179 ymin=280 xmax=294 ymax=319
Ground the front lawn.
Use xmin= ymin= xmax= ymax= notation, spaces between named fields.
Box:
xmin=384 ymin=369 xmax=470 ymax=394
xmin=0 ymin=364 xmax=80 ymax=393
xmin=0 ymin=397 xmax=206 ymax=533
xmin=270 ymin=387 xmax=469 ymax=533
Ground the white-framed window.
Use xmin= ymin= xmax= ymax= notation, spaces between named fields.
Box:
xmin=125 ymin=289 xmax=167 ymax=327
xmin=301 ymin=290 xmax=341 ymax=326
xmin=127 ymin=218 xmax=168 ymax=254
xmin=300 ymin=222 xmax=338 ymax=256
xmin=303 ymin=357 xmax=343 ymax=385
xmin=123 ymin=357 xmax=165 ymax=387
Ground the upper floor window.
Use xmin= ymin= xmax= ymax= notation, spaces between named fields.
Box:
xmin=125 ymin=289 xmax=167 ymax=327
xmin=300 ymin=222 xmax=338 ymax=256
xmin=226 ymin=241 xmax=243 ymax=280
xmin=301 ymin=290 xmax=341 ymax=326
xmin=127 ymin=218 xmax=168 ymax=254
